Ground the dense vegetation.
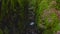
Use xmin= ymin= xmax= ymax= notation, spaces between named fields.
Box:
xmin=0 ymin=0 xmax=60 ymax=34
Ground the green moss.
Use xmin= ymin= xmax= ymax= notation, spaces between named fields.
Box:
xmin=0 ymin=29 xmax=3 ymax=34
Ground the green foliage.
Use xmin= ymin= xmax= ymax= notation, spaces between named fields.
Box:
xmin=0 ymin=29 xmax=3 ymax=34
xmin=35 ymin=0 xmax=60 ymax=34
xmin=0 ymin=0 xmax=24 ymax=34
xmin=4 ymin=27 xmax=9 ymax=34
xmin=35 ymin=0 xmax=49 ymax=24
xmin=52 ymin=0 xmax=60 ymax=10
xmin=0 ymin=0 xmax=60 ymax=34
